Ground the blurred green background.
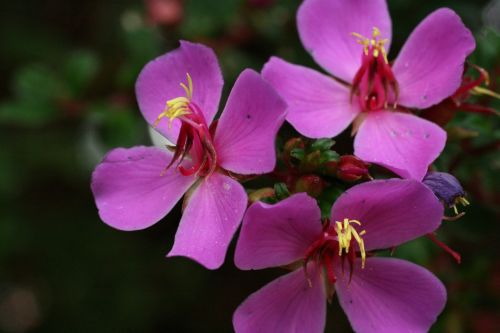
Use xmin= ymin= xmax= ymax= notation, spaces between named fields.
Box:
xmin=0 ymin=0 xmax=498 ymax=332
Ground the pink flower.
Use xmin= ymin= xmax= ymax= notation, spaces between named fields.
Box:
xmin=262 ymin=0 xmax=475 ymax=180
xmin=233 ymin=179 xmax=446 ymax=333
xmin=91 ymin=41 xmax=287 ymax=269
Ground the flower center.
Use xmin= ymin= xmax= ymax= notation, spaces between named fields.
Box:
xmin=154 ymin=73 xmax=217 ymax=177
xmin=303 ymin=218 xmax=367 ymax=286
xmin=335 ymin=218 xmax=367 ymax=269
xmin=350 ymin=27 xmax=399 ymax=112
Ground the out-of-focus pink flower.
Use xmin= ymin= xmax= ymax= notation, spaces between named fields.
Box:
xmin=91 ymin=41 xmax=287 ymax=269
xmin=233 ymin=179 xmax=446 ymax=333
xmin=145 ymin=0 xmax=184 ymax=26
xmin=263 ymin=0 xmax=475 ymax=180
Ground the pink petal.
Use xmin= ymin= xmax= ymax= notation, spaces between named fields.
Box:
xmin=91 ymin=146 xmax=196 ymax=231
xmin=135 ymin=41 xmax=223 ymax=143
xmin=297 ymin=0 xmax=391 ymax=83
xmin=336 ymin=257 xmax=446 ymax=333
xmin=233 ymin=264 xmax=326 ymax=333
xmin=235 ymin=193 xmax=322 ymax=270
xmin=167 ymin=172 xmax=247 ymax=269
xmin=214 ymin=69 xmax=287 ymax=175
xmin=262 ymin=57 xmax=360 ymax=138
xmin=354 ymin=111 xmax=446 ymax=180
xmin=331 ymin=179 xmax=443 ymax=251
xmin=392 ymin=8 xmax=475 ymax=108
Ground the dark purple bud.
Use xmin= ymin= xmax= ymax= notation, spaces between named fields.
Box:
xmin=423 ymin=172 xmax=467 ymax=208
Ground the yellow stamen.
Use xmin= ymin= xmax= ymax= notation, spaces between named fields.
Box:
xmin=351 ymin=26 xmax=389 ymax=64
xmin=335 ymin=218 xmax=367 ymax=269
xmin=452 ymin=196 xmax=470 ymax=216
xmin=471 ymin=86 xmax=500 ymax=100
xmin=154 ymin=73 xmax=194 ymax=128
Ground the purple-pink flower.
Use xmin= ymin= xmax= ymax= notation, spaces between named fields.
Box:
xmin=262 ymin=0 xmax=475 ymax=180
xmin=91 ymin=41 xmax=287 ymax=269
xmin=233 ymin=179 xmax=446 ymax=333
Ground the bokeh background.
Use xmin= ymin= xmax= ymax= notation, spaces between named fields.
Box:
xmin=0 ymin=0 xmax=499 ymax=332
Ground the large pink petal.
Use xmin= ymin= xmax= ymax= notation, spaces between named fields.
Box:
xmin=262 ymin=57 xmax=360 ymax=138
xmin=235 ymin=193 xmax=322 ymax=270
xmin=297 ymin=0 xmax=391 ymax=83
xmin=91 ymin=146 xmax=197 ymax=231
xmin=392 ymin=8 xmax=475 ymax=108
xmin=354 ymin=111 xmax=446 ymax=180
xmin=336 ymin=257 xmax=446 ymax=333
xmin=135 ymin=41 xmax=223 ymax=143
xmin=233 ymin=264 xmax=326 ymax=333
xmin=331 ymin=179 xmax=443 ymax=251
xmin=214 ymin=69 xmax=287 ymax=175
xmin=167 ymin=172 xmax=247 ymax=269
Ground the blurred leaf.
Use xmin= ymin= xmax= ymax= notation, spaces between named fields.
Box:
xmin=117 ymin=27 xmax=161 ymax=88
xmin=13 ymin=64 xmax=66 ymax=102
xmin=181 ymin=0 xmax=240 ymax=37
xmin=88 ymin=102 xmax=145 ymax=148
xmin=0 ymin=100 xmax=57 ymax=126
xmin=64 ymin=50 xmax=100 ymax=96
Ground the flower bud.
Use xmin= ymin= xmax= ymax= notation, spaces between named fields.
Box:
xmin=295 ymin=174 xmax=325 ymax=198
xmin=283 ymin=137 xmax=305 ymax=164
xmin=423 ymin=172 xmax=468 ymax=211
xmin=328 ymin=155 xmax=370 ymax=181
xmin=248 ymin=187 xmax=275 ymax=204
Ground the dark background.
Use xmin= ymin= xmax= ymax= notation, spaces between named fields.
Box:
xmin=0 ymin=0 xmax=498 ymax=332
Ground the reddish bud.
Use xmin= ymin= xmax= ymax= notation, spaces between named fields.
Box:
xmin=295 ymin=174 xmax=325 ymax=198
xmin=331 ymin=155 xmax=370 ymax=182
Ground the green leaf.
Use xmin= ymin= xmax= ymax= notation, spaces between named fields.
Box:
xmin=311 ymin=138 xmax=335 ymax=151
xmin=290 ymin=148 xmax=305 ymax=160
xmin=319 ymin=150 xmax=340 ymax=164
xmin=274 ymin=182 xmax=290 ymax=200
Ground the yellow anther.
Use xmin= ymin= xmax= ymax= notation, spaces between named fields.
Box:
xmin=452 ymin=196 xmax=470 ymax=216
xmin=154 ymin=73 xmax=193 ymax=128
xmin=335 ymin=218 xmax=367 ymax=269
xmin=351 ymin=26 xmax=389 ymax=64
xmin=458 ymin=197 xmax=470 ymax=206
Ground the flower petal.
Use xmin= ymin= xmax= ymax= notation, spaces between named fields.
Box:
xmin=214 ymin=69 xmax=287 ymax=175
xmin=297 ymin=0 xmax=391 ymax=83
xmin=135 ymin=41 xmax=223 ymax=143
xmin=354 ymin=111 xmax=446 ymax=180
xmin=91 ymin=146 xmax=196 ymax=231
xmin=233 ymin=264 xmax=326 ymax=333
xmin=167 ymin=172 xmax=247 ymax=269
xmin=235 ymin=193 xmax=322 ymax=270
xmin=262 ymin=57 xmax=360 ymax=138
xmin=336 ymin=257 xmax=446 ymax=333
xmin=392 ymin=8 xmax=475 ymax=108
xmin=331 ymin=179 xmax=443 ymax=251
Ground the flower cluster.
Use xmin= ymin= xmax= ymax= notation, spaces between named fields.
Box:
xmin=90 ymin=0 xmax=496 ymax=332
